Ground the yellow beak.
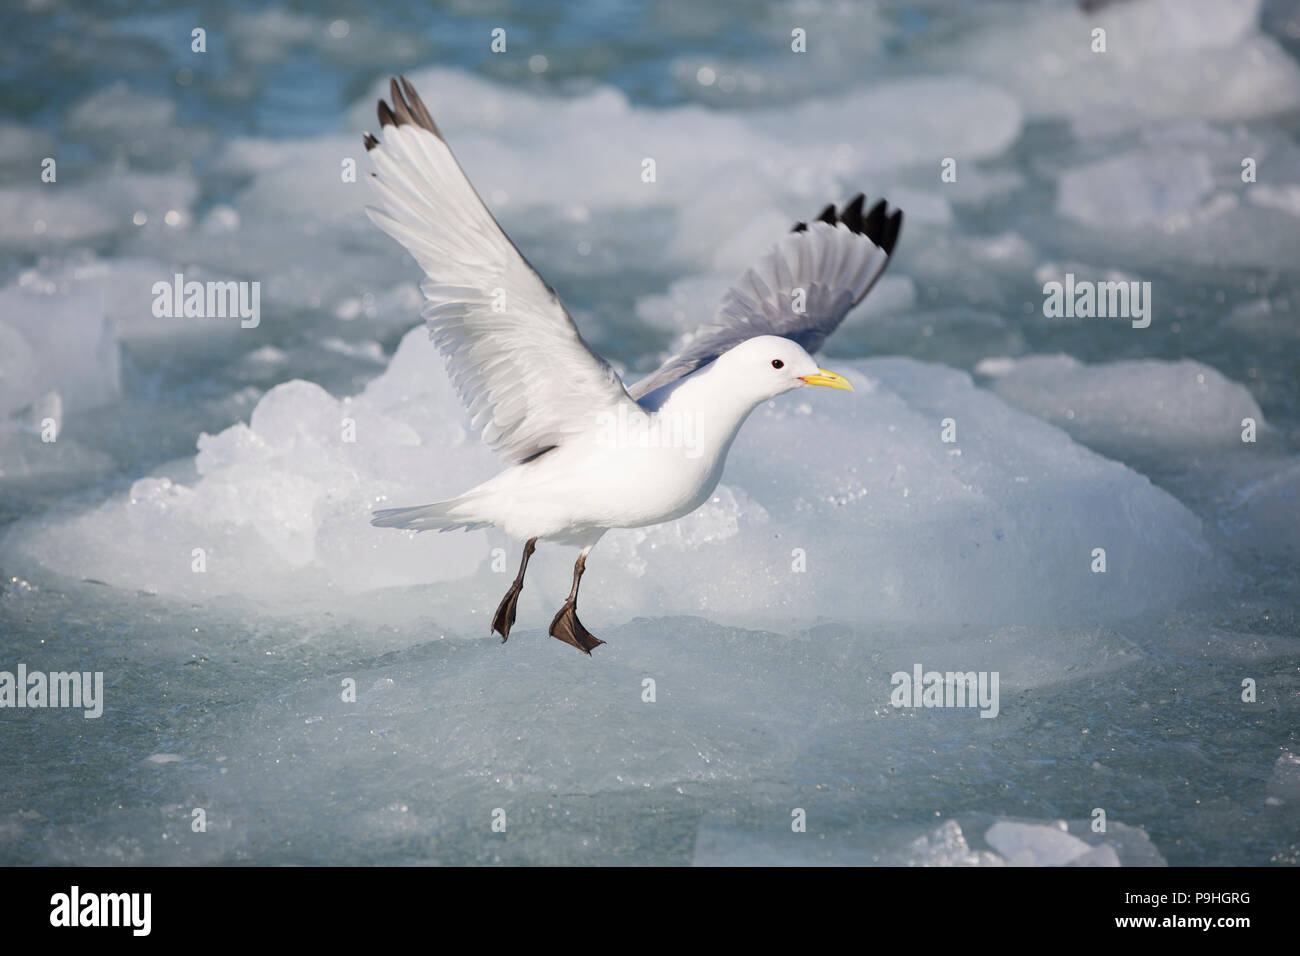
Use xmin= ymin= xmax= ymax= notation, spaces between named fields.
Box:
xmin=799 ymin=368 xmax=854 ymax=391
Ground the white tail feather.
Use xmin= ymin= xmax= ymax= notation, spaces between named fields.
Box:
xmin=371 ymin=499 xmax=489 ymax=532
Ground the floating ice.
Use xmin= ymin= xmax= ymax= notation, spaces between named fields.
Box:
xmin=978 ymin=354 xmax=1300 ymax=558
xmin=1231 ymin=459 xmax=1300 ymax=557
xmin=1269 ymin=750 xmax=1300 ymax=804
xmin=926 ymin=0 xmax=1300 ymax=132
xmin=65 ymin=82 xmax=176 ymax=146
xmin=0 ymin=284 xmax=119 ymax=416
xmin=1058 ymin=148 xmax=1215 ymax=229
xmin=690 ymin=817 xmax=1165 ymax=866
xmin=343 ymin=68 xmax=1019 ymax=275
xmin=0 ymin=428 xmax=115 ymax=482
xmin=6 ymin=326 xmax=1212 ymax=635
xmin=985 ymin=820 xmax=1095 ymax=866
xmin=901 ymin=820 xmax=1004 ymax=867
xmin=0 ymin=168 xmax=198 ymax=251
xmin=980 ymin=354 xmax=1265 ymax=464
xmin=14 ymin=255 xmax=247 ymax=347
xmin=0 ymin=123 xmax=55 ymax=182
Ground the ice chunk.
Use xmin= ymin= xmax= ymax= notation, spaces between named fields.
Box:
xmin=635 ymin=275 xmax=734 ymax=334
xmin=982 ymin=355 xmax=1264 ymax=463
xmin=925 ymin=0 xmax=1300 ymax=131
xmin=1231 ymin=460 xmax=1300 ymax=557
xmin=345 ymin=67 xmax=1018 ymax=268
xmin=985 ymin=820 xmax=1094 ymax=866
xmin=4 ymin=329 xmax=499 ymax=605
xmin=16 ymin=255 xmax=246 ymax=347
xmin=65 ymin=65 xmax=1010 ymax=346
xmin=1268 ymin=750 xmax=1300 ymax=804
xmin=689 ymin=819 xmax=1006 ymax=867
xmin=65 ymin=82 xmax=175 ymax=143
xmin=1247 ymin=184 xmax=1300 ymax=218
xmin=691 ymin=816 xmax=1162 ymax=866
xmin=979 ymin=356 xmax=1298 ymax=560
xmin=901 ymin=820 xmax=1003 ymax=867
xmin=0 ymin=284 xmax=120 ymax=416
xmin=0 ymin=425 xmax=115 ymax=482
xmin=1058 ymin=149 xmax=1214 ymax=229
xmin=0 ymin=123 xmax=55 ymax=183
xmin=0 ymin=169 xmax=198 ymax=251
xmin=672 ymin=356 xmax=1213 ymax=629
xmin=1068 ymin=845 xmax=1123 ymax=867
xmin=5 ymin=331 xmax=1212 ymax=635
xmin=1226 ymin=298 xmax=1300 ymax=342
xmin=965 ymin=816 xmax=1166 ymax=866
xmin=227 ymin=9 xmax=320 ymax=64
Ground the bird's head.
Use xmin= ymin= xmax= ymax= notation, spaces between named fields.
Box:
xmin=714 ymin=335 xmax=854 ymax=404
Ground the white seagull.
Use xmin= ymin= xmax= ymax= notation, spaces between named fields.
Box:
xmin=364 ymin=77 xmax=903 ymax=654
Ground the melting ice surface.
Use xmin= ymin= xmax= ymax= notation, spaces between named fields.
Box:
xmin=1 ymin=0 xmax=1298 ymax=865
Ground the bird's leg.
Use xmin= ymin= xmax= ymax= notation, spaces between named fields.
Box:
xmin=548 ymin=550 xmax=604 ymax=654
xmin=491 ymin=537 xmax=537 ymax=643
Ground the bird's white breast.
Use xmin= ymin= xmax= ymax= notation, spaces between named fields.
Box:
xmin=462 ymin=360 xmax=766 ymax=541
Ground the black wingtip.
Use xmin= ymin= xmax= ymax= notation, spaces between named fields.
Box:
xmin=373 ymin=75 xmax=443 ymax=141
xmin=864 ymin=202 xmax=902 ymax=257
xmin=790 ymin=194 xmax=903 ymax=255
xmin=363 ymin=132 xmax=379 ymax=152
xmin=841 ymin=193 xmax=866 ymax=233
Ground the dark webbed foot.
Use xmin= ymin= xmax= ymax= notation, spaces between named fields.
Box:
xmin=491 ymin=537 xmax=536 ymax=643
xmin=491 ymin=581 xmax=523 ymax=642
xmin=548 ymin=601 xmax=604 ymax=654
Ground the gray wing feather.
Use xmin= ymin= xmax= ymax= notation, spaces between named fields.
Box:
xmin=629 ymin=195 xmax=902 ymax=401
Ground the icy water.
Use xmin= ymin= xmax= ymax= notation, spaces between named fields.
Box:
xmin=1 ymin=0 xmax=1298 ymax=865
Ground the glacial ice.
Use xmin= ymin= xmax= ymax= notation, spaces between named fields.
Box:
xmin=1232 ymin=460 xmax=1300 ymax=557
xmin=980 ymin=355 xmax=1265 ymax=464
xmin=7 ymin=323 xmax=1213 ymax=636
xmin=0 ymin=284 xmax=120 ymax=417
xmin=925 ymin=0 xmax=1300 ymax=133
xmin=1057 ymin=149 xmax=1216 ymax=229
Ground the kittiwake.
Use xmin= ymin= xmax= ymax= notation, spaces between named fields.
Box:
xmin=364 ymin=77 xmax=903 ymax=654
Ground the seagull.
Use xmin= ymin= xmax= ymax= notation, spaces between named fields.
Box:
xmin=364 ymin=77 xmax=902 ymax=654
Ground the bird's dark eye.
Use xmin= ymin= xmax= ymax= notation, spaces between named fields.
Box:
xmin=771 ymin=359 xmax=784 ymax=369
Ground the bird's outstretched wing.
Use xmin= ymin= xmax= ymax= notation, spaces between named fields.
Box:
xmin=628 ymin=195 xmax=903 ymax=401
xmin=364 ymin=77 xmax=635 ymax=463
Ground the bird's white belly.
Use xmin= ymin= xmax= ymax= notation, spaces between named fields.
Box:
xmin=482 ymin=440 xmax=725 ymax=541
xmin=589 ymin=445 xmax=721 ymax=526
